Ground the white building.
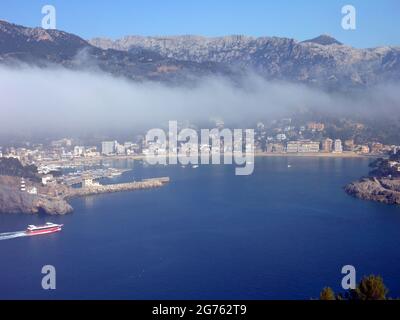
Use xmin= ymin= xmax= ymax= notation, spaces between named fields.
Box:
xmin=27 ymin=187 xmax=38 ymax=195
xmin=286 ymin=141 xmax=299 ymax=153
xmin=298 ymin=141 xmax=320 ymax=153
xmin=74 ymin=146 xmax=85 ymax=157
xmin=287 ymin=140 xmax=320 ymax=153
xmin=20 ymin=178 xmax=26 ymax=192
xmin=84 ymin=147 xmax=99 ymax=157
xmin=82 ymin=178 xmax=100 ymax=188
xmin=101 ymin=141 xmax=117 ymax=155
xmin=334 ymin=139 xmax=343 ymax=153
xmin=42 ymin=175 xmax=54 ymax=185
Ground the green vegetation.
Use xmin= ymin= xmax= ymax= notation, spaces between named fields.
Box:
xmin=0 ymin=157 xmax=40 ymax=181
xmin=320 ymin=275 xmax=391 ymax=300
xmin=369 ymin=155 xmax=400 ymax=178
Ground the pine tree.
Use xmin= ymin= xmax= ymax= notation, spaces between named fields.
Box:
xmin=352 ymin=275 xmax=388 ymax=300
xmin=319 ymin=287 xmax=336 ymax=300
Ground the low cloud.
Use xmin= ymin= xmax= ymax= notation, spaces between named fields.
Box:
xmin=0 ymin=65 xmax=399 ymax=138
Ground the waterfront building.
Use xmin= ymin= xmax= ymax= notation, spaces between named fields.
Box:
xmin=267 ymin=143 xmax=285 ymax=153
xmin=344 ymin=139 xmax=355 ymax=151
xmin=322 ymin=138 xmax=333 ymax=153
xmin=286 ymin=141 xmax=299 ymax=153
xmin=287 ymin=140 xmax=320 ymax=153
xmin=82 ymin=178 xmax=101 ymax=188
xmin=333 ymin=139 xmax=343 ymax=153
xmin=102 ymin=141 xmax=117 ymax=155
xmin=298 ymin=140 xmax=320 ymax=153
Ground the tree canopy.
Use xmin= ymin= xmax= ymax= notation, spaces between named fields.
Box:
xmin=319 ymin=275 xmax=391 ymax=301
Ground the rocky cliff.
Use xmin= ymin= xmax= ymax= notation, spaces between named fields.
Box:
xmin=0 ymin=174 xmax=170 ymax=215
xmin=345 ymin=177 xmax=400 ymax=205
xmin=90 ymin=34 xmax=400 ymax=89
xmin=0 ymin=182 xmax=72 ymax=215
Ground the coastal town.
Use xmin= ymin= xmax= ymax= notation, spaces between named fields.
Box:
xmin=1 ymin=118 xmax=399 ymax=166
xmin=1 ymin=117 xmax=400 ymax=214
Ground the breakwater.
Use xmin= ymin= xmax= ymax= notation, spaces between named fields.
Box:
xmin=68 ymin=177 xmax=170 ymax=198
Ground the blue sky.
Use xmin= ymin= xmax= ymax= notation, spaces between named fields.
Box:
xmin=0 ymin=0 xmax=398 ymax=48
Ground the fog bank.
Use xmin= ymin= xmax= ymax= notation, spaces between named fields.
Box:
xmin=0 ymin=65 xmax=399 ymax=136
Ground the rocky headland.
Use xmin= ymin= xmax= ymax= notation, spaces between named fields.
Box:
xmin=0 ymin=158 xmax=170 ymax=215
xmin=345 ymin=155 xmax=400 ymax=205
xmin=0 ymin=176 xmax=72 ymax=215
xmin=345 ymin=177 xmax=400 ymax=205
xmin=0 ymin=175 xmax=170 ymax=215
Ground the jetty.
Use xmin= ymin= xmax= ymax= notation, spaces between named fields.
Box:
xmin=68 ymin=177 xmax=170 ymax=198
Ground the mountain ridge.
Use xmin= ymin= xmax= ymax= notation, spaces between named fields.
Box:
xmin=0 ymin=20 xmax=232 ymax=83
xmin=0 ymin=20 xmax=399 ymax=89
xmin=89 ymin=33 xmax=400 ymax=89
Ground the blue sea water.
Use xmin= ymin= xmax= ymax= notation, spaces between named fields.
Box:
xmin=0 ymin=157 xmax=399 ymax=300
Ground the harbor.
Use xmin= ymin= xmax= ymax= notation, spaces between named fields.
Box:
xmin=60 ymin=167 xmax=131 ymax=187
xmin=68 ymin=177 xmax=170 ymax=198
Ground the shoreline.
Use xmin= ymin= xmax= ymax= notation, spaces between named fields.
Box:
xmin=253 ymin=152 xmax=377 ymax=158
xmin=40 ymin=152 xmax=378 ymax=166
xmin=39 ymin=151 xmax=384 ymax=166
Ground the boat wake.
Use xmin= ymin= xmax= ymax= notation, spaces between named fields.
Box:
xmin=0 ymin=223 xmax=64 ymax=240
xmin=0 ymin=231 xmax=27 ymax=241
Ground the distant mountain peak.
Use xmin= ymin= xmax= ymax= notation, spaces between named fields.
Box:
xmin=302 ymin=34 xmax=343 ymax=46
xmin=1 ymin=21 xmax=400 ymax=89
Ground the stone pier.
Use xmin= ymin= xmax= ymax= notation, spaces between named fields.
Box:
xmin=68 ymin=177 xmax=170 ymax=198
